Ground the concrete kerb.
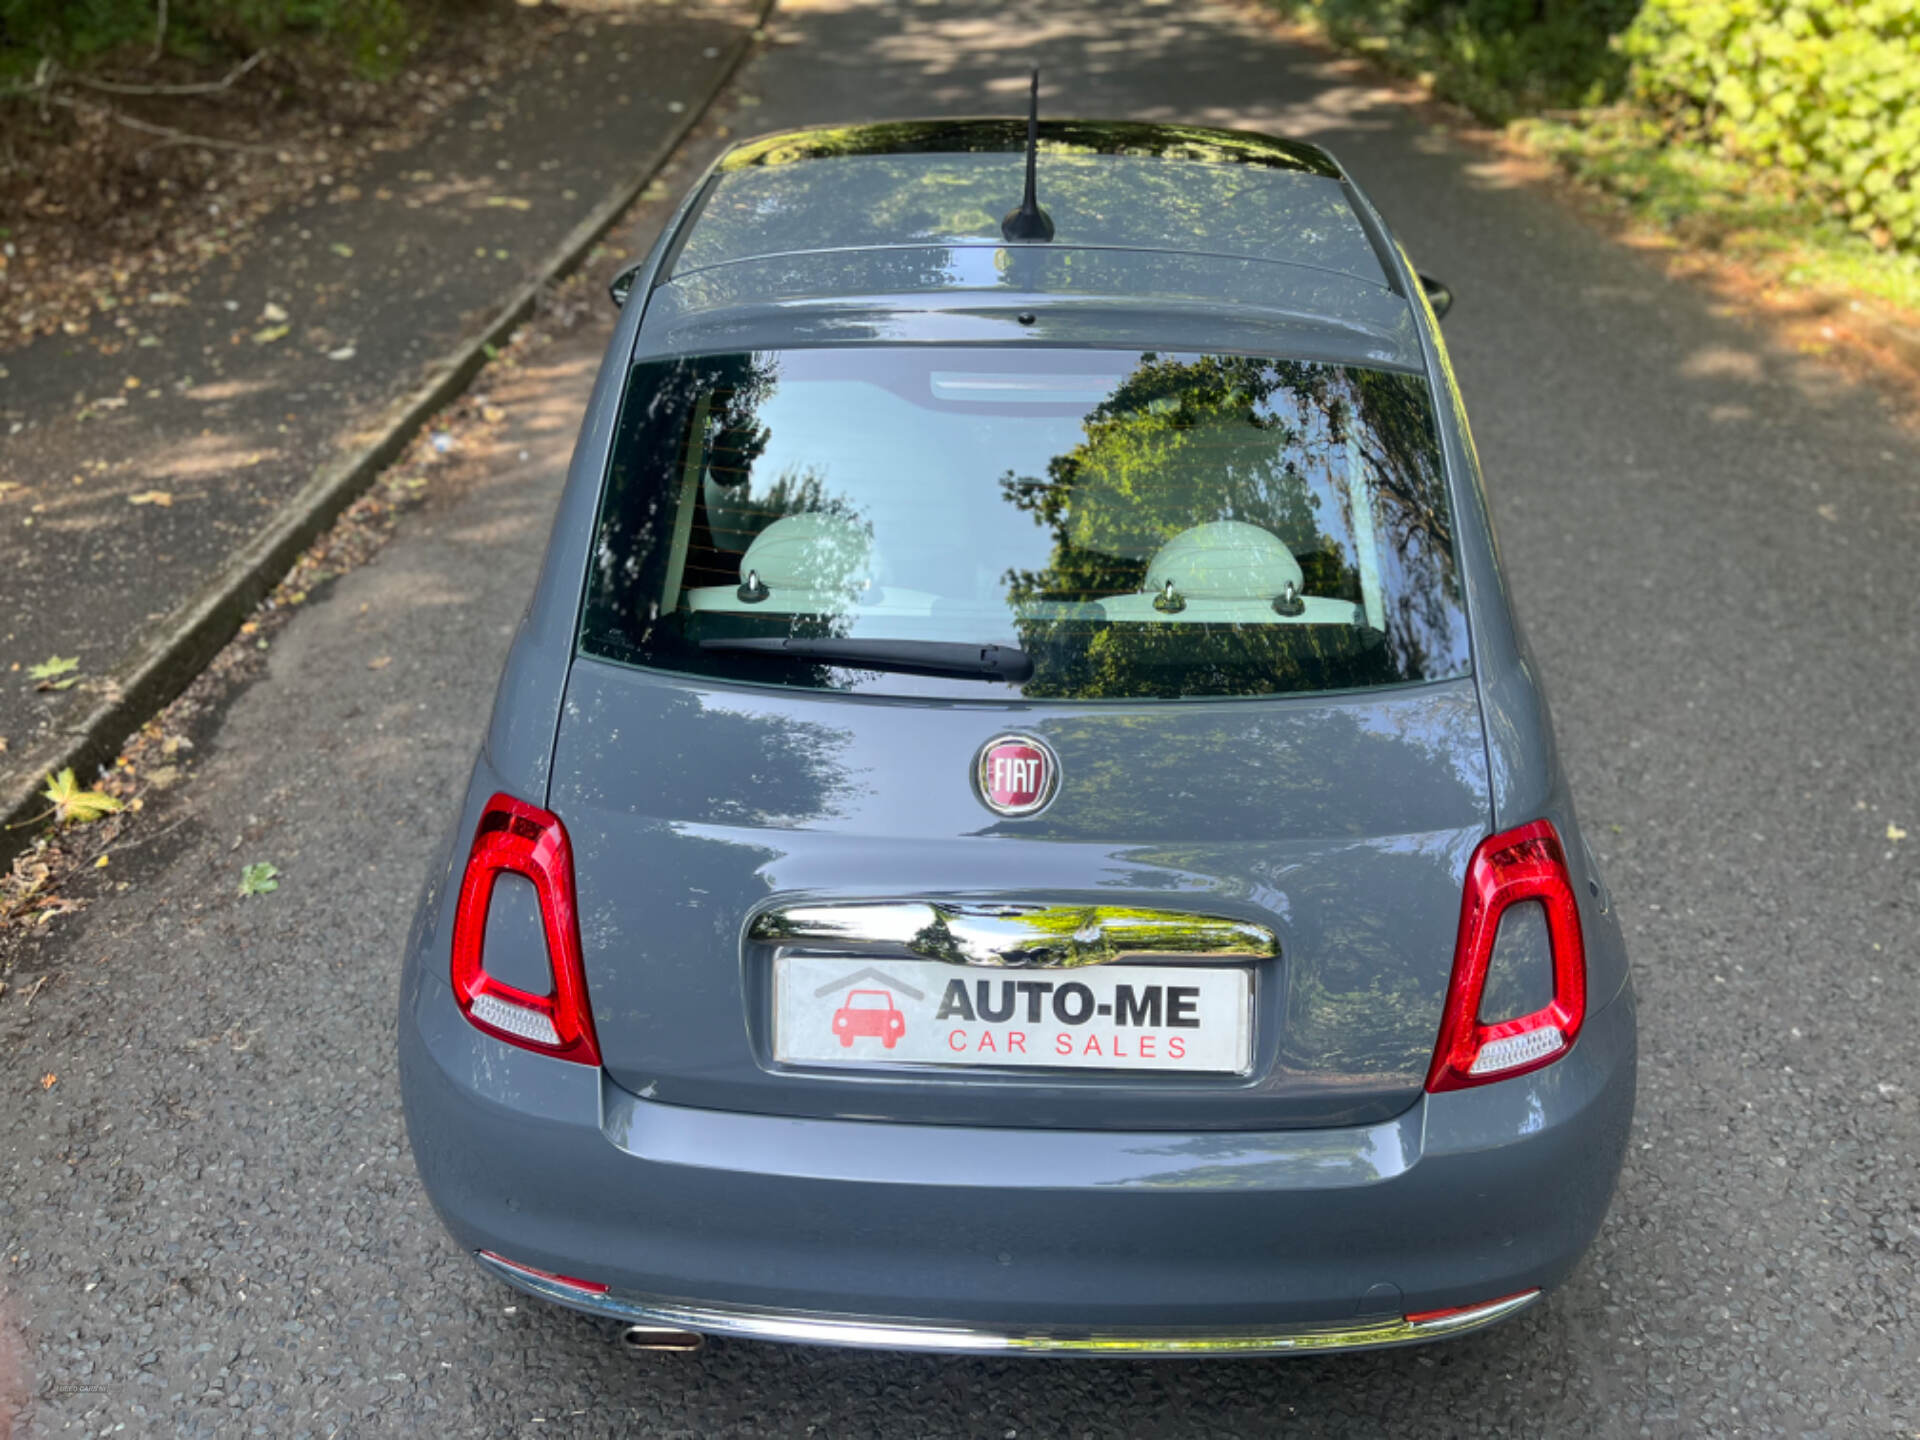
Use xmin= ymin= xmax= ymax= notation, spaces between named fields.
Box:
xmin=0 ymin=0 xmax=774 ymax=863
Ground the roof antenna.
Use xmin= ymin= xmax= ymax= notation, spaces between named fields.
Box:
xmin=1001 ymin=68 xmax=1055 ymax=243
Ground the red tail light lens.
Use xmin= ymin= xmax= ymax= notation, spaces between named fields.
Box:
xmin=477 ymin=1250 xmax=609 ymax=1296
xmin=1404 ymin=1290 xmax=1538 ymax=1327
xmin=451 ymin=794 xmax=601 ymax=1066
xmin=1426 ymin=819 xmax=1585 ymax=1092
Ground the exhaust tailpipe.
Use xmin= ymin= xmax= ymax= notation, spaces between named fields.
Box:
xmin=621 ymin=1324 xmax=705 ymax=1354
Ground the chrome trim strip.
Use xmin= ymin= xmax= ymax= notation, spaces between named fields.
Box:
xmin=748 ymin=900 xmax=1278 ymax=969
xmin=474 ymin=1254 xmax=1537 ymax=1356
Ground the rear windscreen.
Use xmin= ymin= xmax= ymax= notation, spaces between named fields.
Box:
xmin=579 ymin=347 xmax=1470 ymax=701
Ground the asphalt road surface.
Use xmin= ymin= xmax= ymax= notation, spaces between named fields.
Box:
xmin=5 ymin=0 xmax=1919 ymax=1434
xmin=0 ymin=0 xmax=758 ymax=783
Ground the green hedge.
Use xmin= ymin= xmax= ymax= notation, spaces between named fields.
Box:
xmin=1 ymin=0 xmax=433 ymax=76
xmin=1274 ymin=0 xmax=1920 ymax=255
xmin=1620 ymin=0 xmax=1920 ymax=248
xmin=1273 ymin=0 xmax=1638 ymax=118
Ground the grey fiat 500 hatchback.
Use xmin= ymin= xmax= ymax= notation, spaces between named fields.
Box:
xmin=398 ymin=107 xmax=1636 ymax=1357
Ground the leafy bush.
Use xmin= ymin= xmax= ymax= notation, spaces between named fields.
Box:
xmin=1271 ymin=0 xmax=1639 ymax=119
xmin=1 ymin=0 xmax=428 ymax=77
xmin=1620 ymin=0 xmax=1920 ymax=249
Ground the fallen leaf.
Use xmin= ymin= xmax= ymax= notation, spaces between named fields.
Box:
xmin=367 ymin=655 xmax=392 ymax=670
xmin=329 ymin=243 xmax=354 ymax=258
xmin=251 ymin=324 xmax=289 ymax=345
xmin=41 ymin=1074 xmax=56 ymax=1090
xmin=261 ymin=301 xmax=288 ymax=322
xmin=27 ymin=655 xmax=78 ymax=682
xmin=94 ymin=854 xmax=109 ymax=869
xmin=484 ymin=196 xmax=532 ymax=211
xmin=123 ymin=375 xmax=140 ymax=389
xmin=128 ymin=490 xmax=173 ymax=507
xmin=43 ymin=768 xmax=123 ymax=824
xmin=481 ymin=405 xmax=505 ymax=423
xmin=327 ymin=345 xmax=356 ymax=361
xmin=239 ymin=861 xmax=280 ymax=897
xmin=1890 ymin=823 xmax=1908 ymax=842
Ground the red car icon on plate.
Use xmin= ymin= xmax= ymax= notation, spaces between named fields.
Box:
xmin=833 ymin=989 xmax=906 ymax=1048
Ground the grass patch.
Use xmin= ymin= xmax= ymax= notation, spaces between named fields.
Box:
xmin=1521 ymin=108 xmax=1920 ymax=316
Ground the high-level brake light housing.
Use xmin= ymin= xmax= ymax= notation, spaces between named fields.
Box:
xmin=451 ymin=794 xmax=601 ymax=1066
xmin=1426 ymin=819 xmax=1586 ymax=1092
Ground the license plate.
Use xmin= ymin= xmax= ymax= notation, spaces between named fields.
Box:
xmin=772 ymin=956 xmax=1252 ymax=1074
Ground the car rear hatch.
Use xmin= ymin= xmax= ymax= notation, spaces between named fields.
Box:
xmin=547 ymin=657 xmax=1490 ymax=1131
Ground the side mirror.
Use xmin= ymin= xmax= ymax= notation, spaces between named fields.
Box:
xmin=609 ymin=262 xmax=644 ymax=309
xmin=1418 ymin=272 xmax=1454 ymax=321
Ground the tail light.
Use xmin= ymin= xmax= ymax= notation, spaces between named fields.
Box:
xmin=451 ymin=794 xmax=601 ymax=1066
xmin=477 ymin=1250 xmax=608 ymax=1296
xmin=1404 ymin=1290 xmax=1538 ymax=1327
xmin=1426 ymin=819 xmax=1585 ymax=1092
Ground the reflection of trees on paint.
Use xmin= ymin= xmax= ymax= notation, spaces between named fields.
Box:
xmin=1038 ymin=684 xmax=1487 ymax=844
xmin=995 ymin=353 xmax=1463 ymax=699
xmin=554 ymin=680 xmax=866 ymax=830
xmin=687 ymin=127 xmax=1364 ymax=274
xmin=1026 ymin=696 xmax=1487 ymax=1098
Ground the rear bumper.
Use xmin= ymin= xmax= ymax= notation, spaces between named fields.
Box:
xmin=475 ymin=1251 xmax=1541 ymax=1355
xmin=400 ymin=973 xmax=1635 ymax=1346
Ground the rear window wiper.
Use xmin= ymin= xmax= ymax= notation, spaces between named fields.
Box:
xmin=699 ymin=637 xmax=1034 ymax=683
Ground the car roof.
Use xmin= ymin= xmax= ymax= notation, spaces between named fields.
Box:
xmin=638 ymin=119 xmax=1424 ymax=372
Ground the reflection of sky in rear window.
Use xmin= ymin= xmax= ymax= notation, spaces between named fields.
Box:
xmin=718 ymin=350 xmax=1414 ymax=640
xmin=676 ymin=155 xmax=1384 ymax=284
xmin=748 ymin=367 xmax=1085 ymax=592
xmin=581 ymin=346 xmax=1469 ymax=701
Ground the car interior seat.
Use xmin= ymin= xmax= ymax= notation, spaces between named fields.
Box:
xmin=1099 ymin=520 xmax=1363 ymax=625
xmin=684 ymin=512 xmax=874 ymax=615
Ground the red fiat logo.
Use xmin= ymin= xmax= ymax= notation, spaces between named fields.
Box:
xmin=975 ymin=735 xmax=1058 ymax=816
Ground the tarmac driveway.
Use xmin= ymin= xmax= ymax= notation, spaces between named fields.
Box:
xmin=3 ymin=0 xmax=1917 ymax=1434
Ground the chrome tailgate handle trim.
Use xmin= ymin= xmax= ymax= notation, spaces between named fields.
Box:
xmin=748 ymin=901 xmax=1277 ymax=968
